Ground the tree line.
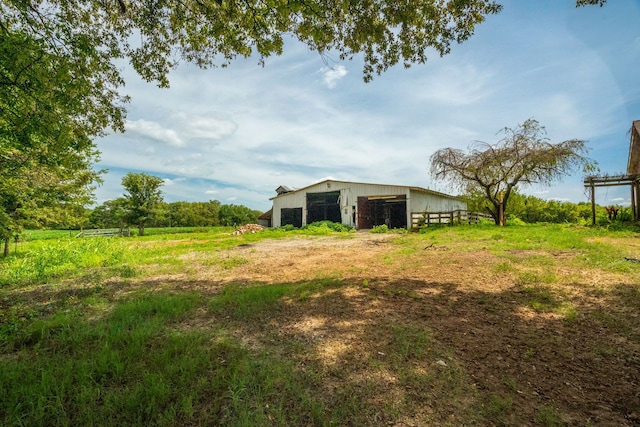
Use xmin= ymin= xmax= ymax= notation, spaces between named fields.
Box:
xmin=88 ymin=199 xmax=261 ymax=231
xmin=464 ymin=190 xmax=628 ymax=226
xmin=87 ymin=172 xmax=261 ymax=235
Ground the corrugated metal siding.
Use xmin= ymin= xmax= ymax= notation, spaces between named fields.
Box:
xmin=272 ymin=191 xmax=307 ymax=227
xmin=409 ymin=190 xmax=467 ymax=213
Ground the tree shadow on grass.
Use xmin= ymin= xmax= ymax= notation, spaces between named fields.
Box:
xmin=207 ymin=277 xmax=640 ymax=426
xmin=2 ymin=276 xmax=638 ymax=426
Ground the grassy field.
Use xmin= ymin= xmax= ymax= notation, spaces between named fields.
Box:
xmin=1 ymin=224 xmax=639 ymax=426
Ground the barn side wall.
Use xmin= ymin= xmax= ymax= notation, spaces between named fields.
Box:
xmin=408 ymin=190 xmax=467 ymax=214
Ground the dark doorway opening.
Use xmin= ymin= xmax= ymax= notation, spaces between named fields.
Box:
xmin=307 ymin=191 xmax=341 ymax=224
xmin=281 ymin=208 xmax=303 ymax=228
xmin=357 ymin=195 xmax=407 ymax=229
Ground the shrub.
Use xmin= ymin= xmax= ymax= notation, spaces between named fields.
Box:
xmin=278 ymin=224 xmax=297 ymax=231
xmin=370 ymin=224 xmax=389 ymax=233
xmin=303 ymin=221 xmax=353 ymax=232
xmin=506 ymin=215 xmax=526 ymax=226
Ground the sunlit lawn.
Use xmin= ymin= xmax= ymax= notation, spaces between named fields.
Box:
xmin=1 ymin=224 xmax=639 ymax=426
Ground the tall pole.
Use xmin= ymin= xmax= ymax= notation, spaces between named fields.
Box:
xmin=633 ymin=181 xmax=639 ymax=222
xmin=632 ymin=182 xmax=637 ymax=221
xmin=590 ymin=183 xmax=596 ymax=225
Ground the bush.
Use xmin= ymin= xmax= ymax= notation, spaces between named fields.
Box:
xmin=278 ymin=224 xmax=297 ymax=231
xmin=506 ymin=215 xmax=526 ymax=226
xmin=370 ymin=224 xmax=389 ymax=233
xmin=618 ymin=207 xmax=633 ymax=222
xmin=303 ymin=221 xmax=353 ymax=233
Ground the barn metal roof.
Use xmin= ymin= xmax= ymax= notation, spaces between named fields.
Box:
xmin=258 ymin=208 xmax=273 ymax=220
xmin=271 ymin=179 xmax=462 ymax=201
xmin=275 ymin=185 xmax=296 ymax=195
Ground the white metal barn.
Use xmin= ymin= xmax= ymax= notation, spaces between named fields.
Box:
xmin=270 ymin=180 xmax=466 ymax=230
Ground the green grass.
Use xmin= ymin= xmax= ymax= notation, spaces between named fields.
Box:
xmin=400 ymin=223 xmax=638 ymax=275
xmin=0 ymin=282 xmax=468 ymax=426
xmin=0 ymin=291 xmax=328 ymax=426
xmin=483 ymin=394 xmax=514 ymax=419
xmin=1 ymin=224 xmax=638 ymax=426
xmin=537 ymin=404 xmax=564 ymax=427
xmin=1 ymin=237 xmax=132 ymax=286
xmin=209 ymin=279 xmax=343 ymax=319
xmin=23 ymin=229 xmax=79 ymax=240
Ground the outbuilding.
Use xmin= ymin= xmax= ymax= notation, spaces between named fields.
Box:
xmin=583 ymin=119 xmax=640 ymax=222
xmin=270 ymin=179 xmax=466 ymax=230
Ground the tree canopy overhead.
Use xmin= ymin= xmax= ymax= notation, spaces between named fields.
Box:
xmin=2 ymin=0 xmax=506 ymax=89
xmin=429 ymin=119 xmax=595 ymax=225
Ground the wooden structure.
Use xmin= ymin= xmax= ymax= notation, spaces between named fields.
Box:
xmin=257 ymin=209 xmax=273 ymax=228
xmin=584 ymin=120 xmax=640 ymax=223
xmin=411 ymin=210 xmax=493 ymax=229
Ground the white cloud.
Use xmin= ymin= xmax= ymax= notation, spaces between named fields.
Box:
xmin=163 ymin=177 xmax=186 ymax=186
xmin=126 ymin=119 xmax=184 ymax=147
xmin=171 ymin=113 xmax=237 ymax=140
xmin=320 ymin=65 xmax=347 ymax=88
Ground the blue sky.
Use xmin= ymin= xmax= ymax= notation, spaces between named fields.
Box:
xmin=95 ymin=0 xmax=640 ymax=212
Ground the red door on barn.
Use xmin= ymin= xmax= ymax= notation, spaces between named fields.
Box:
xmin=357 ymin=197 xmax=373 ymax=229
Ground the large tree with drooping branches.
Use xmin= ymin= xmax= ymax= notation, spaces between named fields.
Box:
xmin=429 ymin=119 xmax=596 ymax=225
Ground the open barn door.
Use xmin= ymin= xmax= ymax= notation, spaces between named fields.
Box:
xmin=357 ymin=195 xmax=407 ymax=229
xmin=306 ymin=191 xmax=341 ymax=224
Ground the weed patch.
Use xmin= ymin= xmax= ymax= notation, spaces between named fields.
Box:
xmin=0 ymin=238 xmax=130 ymax=286
xmin=209 ymin=279 xmax=344 ymax=319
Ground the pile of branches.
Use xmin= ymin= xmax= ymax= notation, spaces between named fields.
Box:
xmin=232 ymin=224 xmax=265 ymax=235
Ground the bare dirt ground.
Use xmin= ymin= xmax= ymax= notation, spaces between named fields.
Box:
xmin=164 ymin=232 xmax=640 ymax=426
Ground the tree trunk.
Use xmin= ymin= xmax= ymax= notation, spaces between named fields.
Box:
xmin=3 ymin=238 xmax=9 ymax=257
xmin=486 ymin=204 xmax=500 ymax=225
xmin=139 ymin=224 xmax=145 ymax=236
xmin=499 ymin=191 xmax=505 ymax=226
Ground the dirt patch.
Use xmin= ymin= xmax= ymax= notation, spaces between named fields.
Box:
xmin=16 ymin=231 xmax=635 ymax=425
xmin=158 ymin=231 xmax=639 ymax=426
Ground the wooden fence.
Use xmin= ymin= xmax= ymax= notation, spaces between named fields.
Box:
xmin=411 ymin=210 xmax=493 ymax=229
xmin=75 ymin=228 xmax=130 ymax=238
